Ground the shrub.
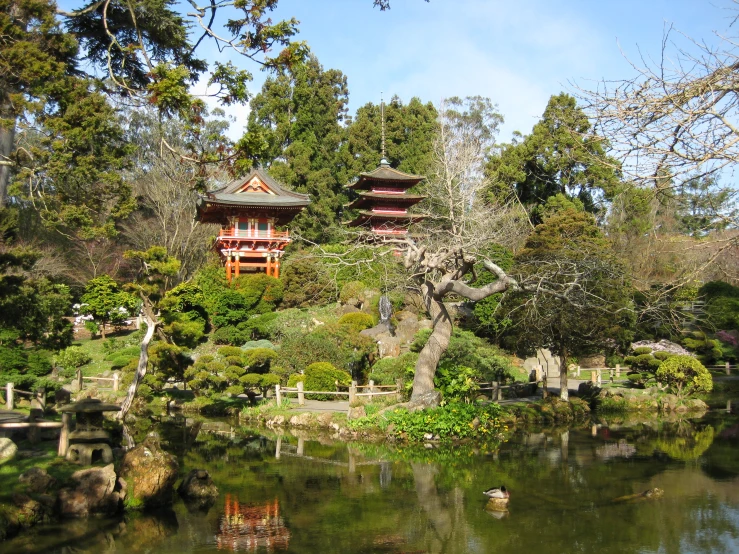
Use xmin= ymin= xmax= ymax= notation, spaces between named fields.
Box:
xmin=218 ymin=346 xmax=243 ymax=358
xmin=213 ymin=327 xmax=235 ymax=345
xmin=653 ymin=351 xmax=673 ymax=361
xmin=225 ymin=355 xmax=244 ymax=367
xmin=340 ymin=281 xmax=366 ymax=304
xmin=368 ymin=352 xmax=418 ymax=385
xmin=656 ymin=355 xmax=713 ymax=397
xmin=243 ymin=348 xmax=277 ymax=373
xmin=84 ymin=320 xmax=99 ymax=336
xmin=434 ymin=365 xmax=481 ymax=403
xmin=207 ymin=361 xmax=226 ymax=373
xmin=240 ymin=373 xmax=262 ymax=389
xmin=242 ymin=339 xmax=277 ymax=351
xmin=110 ymin=355 xmax=137 ymax=370
xmin=287 ymin=373 xmax=304 ymax=387
xmin=303 ymin=362 xmax=351 ymax=400
xmin=55 ymin=346 xmax=92 ymax=370
xmin=385 ymin=402 xmax=504 ymax=442
xmin=238 ymin=312 xmax=279 ymax=340
xmin=633 ymin=346 xmax=653 ymax=355
xmin=338 ymin=312 xmax=375 ymax=332
xmin=105 ymin=346 xmax=141 ymax=361
xmin=198 ymin=355 xmax=214 ymax=364
xmin=26 ymin=350 xmax=52 ymax=377
xmin=225 ymin=385 xmax=244 ymax=396
xmin=258 ymin=374 xmax=281 ymax=396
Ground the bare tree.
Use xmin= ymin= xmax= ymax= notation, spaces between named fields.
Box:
xmin=400 ymin=98 xmax=527 ymax=407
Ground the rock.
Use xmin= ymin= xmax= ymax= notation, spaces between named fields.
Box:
xmin=0 ymin=438 xmax=17 ymax=464
xmin=378 ymin=336 xmax=401 ymax=358
xmin=579 ymin=354 xmax=606 ymax=368
xmin=289 ymin=413 xmax=314 ymax=427
xmin=58 ymin=463 xmax=121 ymax=518
xmin=631 ymin=340 xmax=692 ymax=356
xmin=660 ymin=394 xmax=679 ymax=412
xmin=267 ymin=415 xmax=285 ymax=427
xmin=337 ymin=304 xmax=361 ymax=317
xmin=178 ymin=469 xmax=218 ymax=507
xmin=395 ymin=314 xmax=420 ymax=344
xmin=360 ymin=322 xmax=393 ymax=339
xmin=120 ymin=436 xmax=178 ymax=509
xmin=686 ymin=398 xmax=709 ymax=411
xmin=577 ymin=382 xmax=601 ymax=400
xmin=408 ymin=390 xmax=442 ymax=410
xmin=19 ymin=467 xmax=56 ymax=494
xmin=12 ymin=493 xmax=52 ymax=526
xmin=348 ymin=405 xmax=366 ymax=420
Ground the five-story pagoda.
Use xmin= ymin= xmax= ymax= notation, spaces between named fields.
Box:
xmin=344 ymin=158 xmax=426 ymax=237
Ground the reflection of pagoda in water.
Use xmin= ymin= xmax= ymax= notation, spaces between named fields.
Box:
xmin=217 ymin=495 xmax=290 ymax=552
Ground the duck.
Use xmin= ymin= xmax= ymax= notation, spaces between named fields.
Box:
xmin=483 ymin=486 xmax=509 ymax=500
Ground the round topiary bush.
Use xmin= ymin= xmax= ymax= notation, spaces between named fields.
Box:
xmin=633 ymin=346 xmax=653 ymax=355
xmin=337 ymin=312 xmax=375 ymax=332
xmin=303 ymin=362 xmax=352 ymax=399
xmin=287 ymin=373 xmax=305 ymax=387
xmin=653 ymin=351 xmax=674 ymax=361
xmin=218 ymin=346 xmax=243 ymax=358
xmin=656 ymin=355 xmax=713 ymax=397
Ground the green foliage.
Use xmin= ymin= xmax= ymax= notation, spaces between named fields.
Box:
xmin=337 ymin=312 xmax=375 ymax=332
xmin=486 ymin=93 xmax=620 ymax=220
xmin=146 ymin=342 xmax=192 ymax=392
xmin=110 ymin=355 xmax=137 ymax=370
xmin=280 ymin=253 xmax=335 ymax=308
xmin=277 ymin=323 xmax=375 ymax=377
xmin=303 ymin=362 xmax=351 ymax=399
xmin=242 ymin=340 xmax=277 ymax=351
xmin=105 ymin=346 xmax=141 ymax=361
xmin=633 ymin=346 xmax=653 ymax=355
xmin=470 ymin=245 xmax=515 ymax=337
xmin=653 ymin=351 xmax=673 ymax=361
xmin=237 ymin=312 xmax=278 ymax=341
xmin=287 ymin=373 xmax=304 ymax=387
xmin=80 ymin=275 xmax=138 ymax=334
xmin=700 ymin=281 xmax=739 ymax=331
xmin=218 ymin=346 xmax=243 ymax=358
xmin=340 ymin=281 xmax=367 ymax=304
xmin=656 ymin=355 xmax=713 ymax=397
xmin=55 ymin=346 xmax=92 ymax=370
xmin=384 ymin=402 xmax=504 ymax=442
xmin=212 ymin=327 xmax=236 ymax=345
xmin=368 ymin=352 xmax=418 ymax=386
xmin=682 ymin=331 xmax=723 ymax=364
xmin=242 ymin=348 xmax=277 ymax=373
xmin=434 ymin=365 xmax=480 ymax=404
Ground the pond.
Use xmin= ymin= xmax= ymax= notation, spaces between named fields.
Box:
xmin=5 ymin=411 xmax=739 ymax=554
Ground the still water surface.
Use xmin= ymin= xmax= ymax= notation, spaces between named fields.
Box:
xmin=5 ymin=412 xmax=739 ymax=554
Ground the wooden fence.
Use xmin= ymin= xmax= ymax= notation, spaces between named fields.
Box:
xmin=1 ymin=383 xmax=47 ymax=411
xmin=276 ymin=380 xmax=402 ymax=406
xmin=76 ymin=369 xmax=121 ymax=392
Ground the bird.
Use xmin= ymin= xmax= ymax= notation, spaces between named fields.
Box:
xmin=483 ymin=486 xmax=509 ymax=500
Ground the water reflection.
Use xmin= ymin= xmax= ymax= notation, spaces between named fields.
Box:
xmin=217 ymin=495 xmax=289 ymax=552
xmin=5 ymin=414 xmax=739 ymax=553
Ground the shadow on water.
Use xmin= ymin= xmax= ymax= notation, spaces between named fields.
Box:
xmin=6 ymin=411 xmax=739 ymax=553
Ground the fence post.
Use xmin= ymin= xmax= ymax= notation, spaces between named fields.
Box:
xmin=6 ymin=383 xmax=13 ymax=410
xmin=76 ymin=369 xmax=83 ymax=392
xmin=349 ymin=381 xmax=357 ymax=404
xmin=368 ymin=380 xmax=375 ymax=402
xmin=590 ymin=371 xmax=597 ymax=385
xmin=395 ymin=379 xmax=402 ymax=401
xmin=275 ymin=435 xmax=282 ymax=459
xmin=596 ymin=369 xmax=602 ymax=387
xmin=576 ymin=365 xmax=581 ymax=378
xmin=297 ymin=436 xmax=305 ymax=456
xmin=541 ymin=366 xmax=548 ymax=399
xmin=726 ymin=362 xmax=731 ymax=376
xmin=297 ymin=381 xmax=305 ymax=406
xmin=492 ymin=381 xmax=498 ymax=402
xmin=113 ymin=372 xmax=120 ymax=392
xmin=616 ymin=364 xmax=621 ymax=378
xmin=275 ymin=384 xmax=282 ymax=406
xmin=609 ymin=368 xmax=614 ymax=383
xmin=58 ymin=412 xmax=72 ymax=457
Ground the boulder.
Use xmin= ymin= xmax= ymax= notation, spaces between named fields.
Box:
xmin=631 ymin=340 xmax=692 ymax=356
xmin=120 ymin=436 xmax=178 ymax=508
xmin=360 ymin=322 xmax=393 ymax=339
xmin=58 ymin=463 xmax=121 ymax=518
xmin=408 ymin=390 xmax=442 ymax=410
xmin=178 ymin=469 xmax=218 ymax=506
xmin=19 ymin=467 xmax=56 ymax=494
xmin=378 ymin=336 xmax=401 ymax=358
xmin=289 ymin=413 xmax=314 ymax=427
xmin=348 ymin=405 xmax=366 ymax=420
xmin=0 ymin=438 xmax=17 ymax=464
xmin=395 ymin=315 xmax=420 ymax=345
xmin=337 ymin=304 xmax=361 ymax=317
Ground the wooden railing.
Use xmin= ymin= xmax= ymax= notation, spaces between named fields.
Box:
xmin=75 ymin=369 xmax=121 ymax=392
xmin=276 ymin=380 xmax=402 ymax=406
xmin=218 ymin=229 xmax=290 ymax=239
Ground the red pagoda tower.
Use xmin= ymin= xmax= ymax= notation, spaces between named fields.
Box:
xmin=196 ymin=168 xmax=310 ymax=280
xmin=344 ymin=158 xmax=426 ymax=236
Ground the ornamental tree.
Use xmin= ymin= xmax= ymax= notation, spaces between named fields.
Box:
xmin=80 ymin=275 xmax=137 ymax=338
xmin=656 ymin=355 xmax=713 ymax=398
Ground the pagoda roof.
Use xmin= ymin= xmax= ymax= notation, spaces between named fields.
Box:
xmin=346 ymin=161 xmax=424 ymax=191
xmin=345 ymin=192 xmax=426 ymax=210
xmin=346 ymin=210 xmax=426 ymax=227
xmin=196 ymin=168 xmax=310 ymax=224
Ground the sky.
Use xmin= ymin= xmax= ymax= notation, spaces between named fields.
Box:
xmin=197 ymin=0 xmax=735 ymax=142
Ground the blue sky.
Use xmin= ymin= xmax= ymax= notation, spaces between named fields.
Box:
xmin=210 ymin=0 xmax=731 ymax=142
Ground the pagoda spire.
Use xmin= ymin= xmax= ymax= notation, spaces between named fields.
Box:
xmin=380 ymin=93 xmax=389 ymax=167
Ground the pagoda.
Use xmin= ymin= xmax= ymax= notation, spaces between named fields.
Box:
xmin=196 ymin=168 xmax=310 ymax=280
xmin=344 ymin=158 xmax=426 ymax=236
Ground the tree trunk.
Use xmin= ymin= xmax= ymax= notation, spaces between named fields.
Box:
xmin=0 ymin=107 xmax=15 ymax=209
xmin=410 ymin=283 xmax=452 ymax=406
xmin=116 ymin=308 xmax=157 ymax=420
xmin=560 ymin=348 xmax=569 ymax=401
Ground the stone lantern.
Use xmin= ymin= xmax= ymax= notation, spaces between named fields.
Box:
xmin=59 ymin=398 xmax=120 ymax=465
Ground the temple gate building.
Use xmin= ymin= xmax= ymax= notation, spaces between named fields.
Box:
xmin=344 ymin=158 xmax=426 ymax=236
xmin=196 ymin=168 xmax=310 ymax=280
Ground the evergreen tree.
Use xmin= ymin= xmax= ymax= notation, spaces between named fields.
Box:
xmin=238 ymin=53 xmax=351 ymax=243
xmin=348 ymin=96 xmax=438 ymax=176
xmin=487 ymin=93 xmax=621 ymax=222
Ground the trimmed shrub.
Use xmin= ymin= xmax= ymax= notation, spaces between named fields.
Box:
xmin=633 ymin=346 xmax=653 ymax=355
xmin=243 ymin=348 xmax=277 ymax=373
xmin=218 ymin=346 xmax=243 ymax=358
xmin=105 ymin=346 xmax=140 ymax=361
xmin=287 ymin=373 xmax=305 ymax=387
xmin=653 ymin=351 xmax=673 ymax=361
xmin=303 ymin=362 xmax=352 ymax=400
xmin=368 ymin=352 xmax=418 ymax=385
xmin=213 ymin=327 xmax=235 ymax=345
xmin=225 ymin=355 xmax=244 ymax=367
xmin=110 ymin=355 xmax=137 ymax=370
xmin=55 ymin=346 xmax=92 ymax=370
xmin=242 ymin=340 xmax=277 ymax=351
xmin=198 ymin=355 xmax=214 ymax=364
xmin=656 ymin=355 xmax=713 ymax=397
xmin=338 ymin=312 xmax=375 ymax=332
